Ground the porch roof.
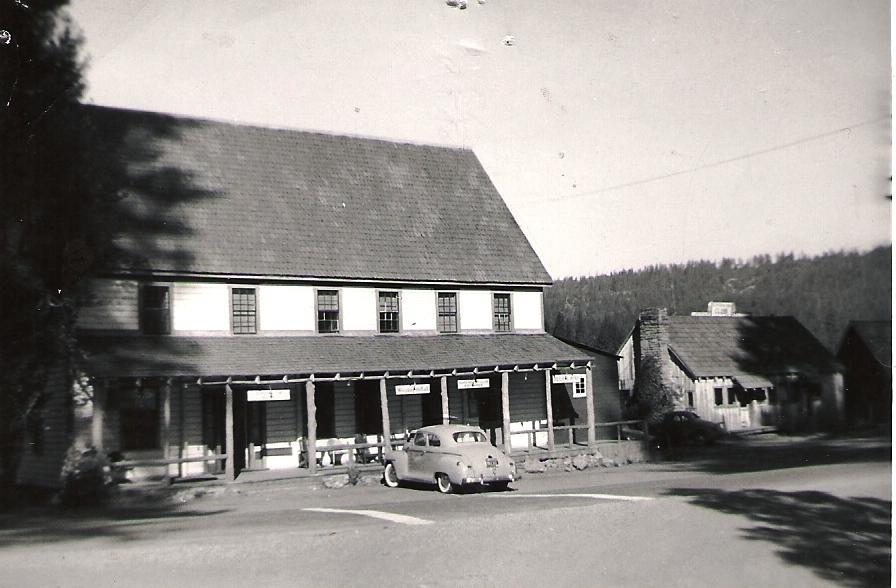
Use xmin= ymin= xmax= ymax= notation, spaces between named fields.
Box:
xmin=78 ymin=333 xmax=594 ymax=379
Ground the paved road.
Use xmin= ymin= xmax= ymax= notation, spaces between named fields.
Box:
xmin=0 ymin=436 xmax=890 ymax=587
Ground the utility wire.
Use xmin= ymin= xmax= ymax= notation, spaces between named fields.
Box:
xmin=517 ymin=115 xmax=890 ymax=207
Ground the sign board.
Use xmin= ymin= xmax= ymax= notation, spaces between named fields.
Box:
xmin=552 ymin=374 xmax=579 ymax=384
xmin=457 ymin=378 xmax=490 ymax=390
xmin=395 ymin=383 xmax=431 ymax=396
xmin=247 ymin=389 xmax=291 ymax=402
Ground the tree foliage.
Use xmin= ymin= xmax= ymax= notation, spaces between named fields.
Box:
xmin=546 ymin=247 xmax=892 ymax=354
xmin=0 ymin=0 xmax=113 ymax=496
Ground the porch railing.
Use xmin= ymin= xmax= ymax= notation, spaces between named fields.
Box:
xmin=508 ymin=419 xmax=647 ymax=452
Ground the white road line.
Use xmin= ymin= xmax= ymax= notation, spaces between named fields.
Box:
xmin=302 ymin=507 xmax=433 ymax=526
xmin=492 ymin=493 xmax=654 ymax=502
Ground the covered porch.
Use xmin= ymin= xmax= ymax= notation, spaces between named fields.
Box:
xmin=79 ymin=333 xmax=642 ymax=481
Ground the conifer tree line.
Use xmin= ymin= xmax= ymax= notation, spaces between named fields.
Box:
xmin=545 ymin=246 xmax=891 ymax=353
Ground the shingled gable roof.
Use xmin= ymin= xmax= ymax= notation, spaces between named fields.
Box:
xmin=78 ymin=334 xmax=594 ymax=378
xmin=841 ymin=320 xmax=892 ymax=366
xmin=664 ymin=315 xmax=841 ymax=383
xmin=85 ymin=105 xmax=551 ymax=285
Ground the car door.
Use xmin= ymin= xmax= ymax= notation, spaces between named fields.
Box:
xmin=424 ymin=433 xmax=444 ymax=474
xmin=405 ymin=431 xmax=428 ymax=481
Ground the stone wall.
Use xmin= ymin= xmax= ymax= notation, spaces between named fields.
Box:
xmin=636 ymin=308 xmax=673 ymax=392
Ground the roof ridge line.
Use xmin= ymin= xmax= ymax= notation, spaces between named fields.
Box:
xmin=81 ymin=102 xmax=474 ymax=152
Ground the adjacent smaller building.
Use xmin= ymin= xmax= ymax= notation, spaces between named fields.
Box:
xmin=837 ymin=321 xmax=891 ymax=426
xmin=617 ymin=303 xmax=844 ymax=431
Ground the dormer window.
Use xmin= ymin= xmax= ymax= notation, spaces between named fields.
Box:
xmin=493 ymin=293 xmax=512 ymax=332
xmin=140 ymin=285 xmax=170 ymax=335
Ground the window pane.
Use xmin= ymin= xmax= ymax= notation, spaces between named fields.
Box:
xmin=378 ymin=291 xmax=399 ymax=333
xmin=232 ymin=288 xmax=257 ymax=334
xmin=318 ymin=290 xmax=339 ymax=333
xmin=714 ymin=387 xmax=724 ymax=406
xmin=493 ymin=293 xmax=511 ymax=332
xmin=140 ymin=285 xmax=170 ymax=334
xmin=438 ymin=292 xmax=457 ymax=333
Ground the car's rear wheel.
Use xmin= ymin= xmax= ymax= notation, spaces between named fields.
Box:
xmin=435 ymin=473 xmax=454 ymax=494
xmin=383 ymin=462 xmax=400 ymax=488
xmin=491 ymin=481 xmax=510 ymax=492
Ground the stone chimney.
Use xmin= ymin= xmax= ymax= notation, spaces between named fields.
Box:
xmin=636 ymin=308 xmax=673 ymax=391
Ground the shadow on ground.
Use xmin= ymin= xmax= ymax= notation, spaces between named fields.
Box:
xmin=648 ymin=435 xmax=891 ymax=475
xmin=0 ymin=499 xmax=230 ymax=548
xmin=667 ymin=487 xmax=891 ymax=588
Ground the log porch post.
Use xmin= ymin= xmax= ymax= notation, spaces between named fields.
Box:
xmin=306 ymin=380 xmax=317 ymax=474
xmin=91 ymin=378 xmax=106 ymax=451
xmin=224 ymin=383 xmax=235 ymax=481
xmin=440 ymin=376 xmax=450 ymax=425
xmin=162 ymin=379 xmax=172 ymax=483
xmin=544 ymin=369 xmax=555 ymax=451
xmin=501 ymin=371 xmax=511 ymax=455
xmin=380 ymin=377 xmax=391 ymax=450
xmin=585 ymin=365 xmax=596 ymax=447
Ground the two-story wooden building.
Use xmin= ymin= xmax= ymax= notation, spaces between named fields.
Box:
xmin=17 ymin=105 xmax=600 ymax=486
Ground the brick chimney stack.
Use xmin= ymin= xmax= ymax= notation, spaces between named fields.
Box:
xmin=636 ymin=308 xmax=672 ymax=391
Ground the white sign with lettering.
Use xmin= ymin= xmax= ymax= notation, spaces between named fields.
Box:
xmin=457 ymin=378 xmax=490 ymax=390
xmin=395 ymin=383 xmax=431 ymax=396
xmin=552 ymin=374 xmax=579 ymax=384
xmin=247 ymin=389 xmax=291 ymax=402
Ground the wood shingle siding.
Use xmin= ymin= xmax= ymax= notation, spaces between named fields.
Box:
xmin=16 ymin=362 xmax=71 ymax=489
xmin=265 ymin=398 xmax=298 ymax=443
xmin=508 ymin=372 xmax=547 ymax=422
xmin=77 ymin=279 xmax=139 ymax=331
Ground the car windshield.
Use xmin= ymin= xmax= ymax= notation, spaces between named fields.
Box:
xmin=453 ymin=431 xmax=487 ymax=443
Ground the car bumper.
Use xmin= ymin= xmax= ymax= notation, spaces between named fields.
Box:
xmin=462 ymin=473 xmax=515 ymax=485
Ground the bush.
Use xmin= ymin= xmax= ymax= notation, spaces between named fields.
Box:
xmin=59 ymin=446 xmax=110 ymax=506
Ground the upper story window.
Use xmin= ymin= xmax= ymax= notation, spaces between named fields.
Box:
xmin=231 ymin=288 xmax=257 ymax=334
xmin=140 ymin=285 xmax=171 ymax=335
xmin=317 ymin=290 xmax=340 ymax=333
xmin=493 ymin=293 xmax=512 ymax=332
xmin=437 ymin=292 xmax=457 ymax=333
xmin=378 ymin=291 xmax=400 ymax=333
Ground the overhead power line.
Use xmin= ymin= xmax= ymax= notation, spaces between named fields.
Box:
xmin=518 ymin=115 xmax=890 ymax=207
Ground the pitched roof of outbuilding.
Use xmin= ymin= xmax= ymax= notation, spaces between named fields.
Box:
xmin=78 ymin=333 xmax=593 ymax=378
xmin=85 ymin=105 xmax=551 ymax=285
xmin=842 ymin=320 xmax=892 ymax=366
xmin=665 ymin=315 xmax=841 ymax=381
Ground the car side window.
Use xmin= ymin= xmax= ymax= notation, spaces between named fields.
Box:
xmin=413 ymin=432 xmax=427 ymax=446
xmin=428 ymin=434 xmax=441 ymax=447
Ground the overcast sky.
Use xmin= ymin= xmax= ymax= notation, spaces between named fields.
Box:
xmin=68 ymin=1 xmax=891 ymax=278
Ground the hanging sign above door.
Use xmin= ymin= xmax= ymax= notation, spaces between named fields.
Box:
xmin=395 ymin=383 xmax=431 ymax=395
xmin=247 ymin=389 xmax=291 ymax=402
xmin=457 ymin=378 xmax=490 ymax=389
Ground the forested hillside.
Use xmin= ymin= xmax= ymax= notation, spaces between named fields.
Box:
xmin=545 ymin=246 xmax=891 ymax=353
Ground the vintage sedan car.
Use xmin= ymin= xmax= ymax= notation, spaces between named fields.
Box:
xmin=651 ymin=410 xmax=725 ymax=447
xmin=382 ymin=424 xmax=517 ymax=493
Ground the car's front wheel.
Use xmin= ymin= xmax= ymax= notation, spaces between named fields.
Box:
xmin=383 ymin=462 xmax=400 ymax=488
xmin=435 ymin=473 xmax=454 ymax=494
